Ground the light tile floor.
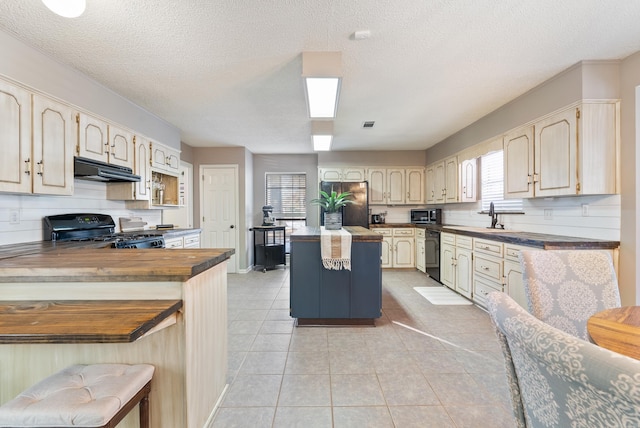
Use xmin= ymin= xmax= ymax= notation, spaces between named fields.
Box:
xmin=212 ymin=268 xmax=516 ymax=428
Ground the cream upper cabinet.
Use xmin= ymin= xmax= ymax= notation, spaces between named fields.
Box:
xmin=151 ymin=142 xmax=180 ymax=175
xmin=76 ymin=112 xmax=109 ymax=164
xmin=434 ymin=162 xmax=445 ymax=203
xmin=77 ymin=113 xmax=134 ymax=170
xmin=368 ymin=168 xmax=405 ymax=205
xmin=444 ymin=156 xmax=458 ymax=203
xmin=318 ymin=167 xmax=366 ymax=182
xmin=459 ymin=158 xmax=477 ymax=202
xmin=107 ymin=125 xmax=135 ymax=169
xmin=504 ymin=102 xmax=617 ymax=199
xmin=0 ymin=79 xmax=32 ymax=194
xmin=405 ymin=168 xmax=425 ymax=204
xmin=134 ymin=136 xmax=152 ymax=201
xmin=32 ymin=94 xmax=74 ymax=195
xmin=425 ymin=165 xmax=436 ymax=204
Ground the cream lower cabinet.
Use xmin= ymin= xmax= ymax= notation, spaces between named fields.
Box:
xmin=503 ymin=243 xmax=530 ymax=309
xmin=416 ymin=228 xmax=426 ymax=273
xmin=472 ymin=238 xmax=504 ymax=307
xmin=375 ymin=228 xmax=415 ymax=268
xmin=440 ymin=233 xmax=472 ymax=298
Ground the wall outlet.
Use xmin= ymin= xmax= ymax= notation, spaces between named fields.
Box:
xmin=544 ymin=209 xmax=553 ymax=220
xmin=582 ymin=204 xmax=589 ymax=216
xmin=9 ymin=209 xmax=19 ymax=224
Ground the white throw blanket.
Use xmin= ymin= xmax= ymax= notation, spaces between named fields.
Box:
xmin=320 ymin=227 xmax=352 ymax=270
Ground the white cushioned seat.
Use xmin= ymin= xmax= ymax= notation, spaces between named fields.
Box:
xmin=0 ymin=363 xmax=154 ymax=428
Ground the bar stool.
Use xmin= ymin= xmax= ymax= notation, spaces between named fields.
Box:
xmin=0 ymin=363 xmax=154 ymax=428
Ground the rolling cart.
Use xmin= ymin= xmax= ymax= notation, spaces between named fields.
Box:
xmin=251 ymin=226 xmax=286 ymax=272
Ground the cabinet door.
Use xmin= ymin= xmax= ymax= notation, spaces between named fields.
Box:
xmin=32 ymin=94 xmax=74 ymax=195
xmin=444 ymin=156 xmax=458 ymax=203
xmin=108 ymin=125 xmax=135 ymax=169
xmin=386 ymin=169 xmax=405 ymax=204
xmin=425 ymin=165 xmax=436 ymax=204
xmin=77 ymin=112 xmax=109 ymax=163
xmin=455 ymin=247 xmax=473 ymax=298
xmin=135 ymin=136 xmax=152 ymax=201
xmin=368 ymin=168 xmax=386 ymax=205
xmin=319 ymin=168 xmax=342 ymax=181
xmin=416 ymin=238 xmax=426 ymax=272
xmin=504 ymin=125 xmax=534 ymax=198
xmin=459 ymin=158 xmax=477 ymax=202
xmin=405 ymin=168 xmax=425 ymax=204
xmin=0 ymin=80 xmax=32 ymax=194
xmin=433 ymin=161 xmax=446 ymax=203
xmin=393 ymin=236 xmax=415 ymax=268
xmin=534 ymin=108 xmax=577 ymax=197
xmin=440 ymin=243 xmax=456 ymax=289
xmin=380 ymin=236 xmax=393 ymax=268
xmin=504 ymin=259 xmax=528 ymax=309
xmin=342 ymin=168 xmax=366 ymax=182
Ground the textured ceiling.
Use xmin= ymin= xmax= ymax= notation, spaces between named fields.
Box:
xmin=1 ymin=0 xmax=640 ymax=154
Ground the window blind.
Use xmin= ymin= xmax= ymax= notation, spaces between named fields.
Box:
xmin=265 ymin=173 xmax=307 ymax=218
xmin=481 ymin=151 xmax=523 ymax=212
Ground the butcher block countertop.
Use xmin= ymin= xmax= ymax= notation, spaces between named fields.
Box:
xmin=291 ymin=226 xmax=383 ymax=242
xmin=0 ymin=245 xmax=235 ymax=282
xmin=0 ymin=300 xmax=182 ymax=344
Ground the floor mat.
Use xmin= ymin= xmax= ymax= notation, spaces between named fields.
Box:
xmin=414 ymin=286 xmax=472 ymax=305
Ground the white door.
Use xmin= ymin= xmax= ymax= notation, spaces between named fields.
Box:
xmin=201 ymin=165 xmax=238 ymax=273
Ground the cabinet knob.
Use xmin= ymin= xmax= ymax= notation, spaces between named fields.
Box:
xmin=37 ymin=160 xmax=44 ymax=176
xmin=24 ymin=158 xmax=31 ymax=175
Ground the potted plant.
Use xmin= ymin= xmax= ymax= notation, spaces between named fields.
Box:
xmin=310 ymin=187 xmax=354 ymax=230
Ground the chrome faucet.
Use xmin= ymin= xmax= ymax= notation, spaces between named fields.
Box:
xmin=489 ymin=201 xmax=498 ymax=229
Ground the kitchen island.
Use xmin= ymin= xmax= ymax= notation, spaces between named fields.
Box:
xmin=290 ymin=226 xmax=382 ymax=325
xmin=0 ymin=246 xmax=234 ymax=428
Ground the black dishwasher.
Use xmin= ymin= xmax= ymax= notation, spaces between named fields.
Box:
xmin=424 ymin=229 xmax=441 ymax=283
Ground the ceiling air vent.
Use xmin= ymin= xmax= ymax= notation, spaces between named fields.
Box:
xmin=362 ymin=121 xmax=375 ymax=128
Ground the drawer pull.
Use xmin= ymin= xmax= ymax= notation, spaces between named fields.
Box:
xmin=481 ymin=266 xmax=490 ymax=270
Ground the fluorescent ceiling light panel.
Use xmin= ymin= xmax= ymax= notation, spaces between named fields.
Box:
xmin=311 ymin=120 xmax=334 ymax=151
xmin=42 ymin=0 xmax=86 ymax=17
xmin=313 ymin=135 xmax=333 ymax=151
xmin=305 ymin=77 xmax=340 ymax=118
xmin=302 ymin=52 xmax=342 ymax=119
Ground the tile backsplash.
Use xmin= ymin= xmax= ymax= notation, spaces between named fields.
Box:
xmin=0 ymin=180 xmax=162 ymax=245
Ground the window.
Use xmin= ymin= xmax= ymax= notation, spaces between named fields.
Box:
xmin=265 ymin=173 xmax=307 ymax=251
xmin=480 ymin=150 xmax=522 ymax=212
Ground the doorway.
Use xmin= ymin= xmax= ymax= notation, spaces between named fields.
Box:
xmin=200 ymin=165 xmax=239 ymax=273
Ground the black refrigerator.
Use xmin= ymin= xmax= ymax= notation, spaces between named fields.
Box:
xmin=319 ymin=181 xmax=369 ymax=228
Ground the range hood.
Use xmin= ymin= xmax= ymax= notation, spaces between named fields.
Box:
xmin=74 ymin=157 xmax=141 ymax=182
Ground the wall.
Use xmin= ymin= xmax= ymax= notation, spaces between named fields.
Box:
xmin=0 ymin=181 xmax=161 ymax=245
xmin=618 ymin=52 xmax=640 ymax=305
xmin=0 ymin=30 xmax=180 ymax=148
xmin=191 ymin=147 xmax=252 ymax=272
xmin=425 ymin=60 xmax=633 ymax=303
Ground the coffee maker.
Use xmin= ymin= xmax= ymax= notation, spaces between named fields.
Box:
xmin=262 ymin=205 xmax=275 ymax=226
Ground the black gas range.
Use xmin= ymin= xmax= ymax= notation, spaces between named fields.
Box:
xmin=43 ymin=214 xmax=165 ymax=249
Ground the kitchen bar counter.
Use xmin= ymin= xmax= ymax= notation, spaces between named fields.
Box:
xmin=0 ymin=299 xmax=182 ymax=344
xmin=0 ymin=244 xmax=233 ymax=428
xmin=0 ymin=247 xmax=234 ymax=282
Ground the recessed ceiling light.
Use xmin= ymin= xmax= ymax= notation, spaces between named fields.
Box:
xmin=42 ymin=0 xmax=86 ymax=18
xmin=362 ymin=121 xmax=375 ymax=128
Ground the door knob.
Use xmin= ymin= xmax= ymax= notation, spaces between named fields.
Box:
xmin=230 ymin=225 xmax=235 ymax=229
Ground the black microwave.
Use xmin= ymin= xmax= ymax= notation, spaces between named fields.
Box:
xmin=411 ymin=209 xmax=442 ymax=225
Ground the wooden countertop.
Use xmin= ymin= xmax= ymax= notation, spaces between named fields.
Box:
xmin=0 ymin=247 xmax=235 ymax=282
xmin=371 ymin=223 xmax=619 ymax=250
xmin=587 ymin=306 xmax=640 ymax=360
xmin=291 ymin=226 xmax=383 ymax=242
xmin=0 ymin=299 xmax=183 ymax=344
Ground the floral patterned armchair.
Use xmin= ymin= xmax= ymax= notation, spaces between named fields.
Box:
xmin=487 ymin=291 xmax=640 ymax=428
xmin=518 ymin=249 xmax=620 ymax=341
